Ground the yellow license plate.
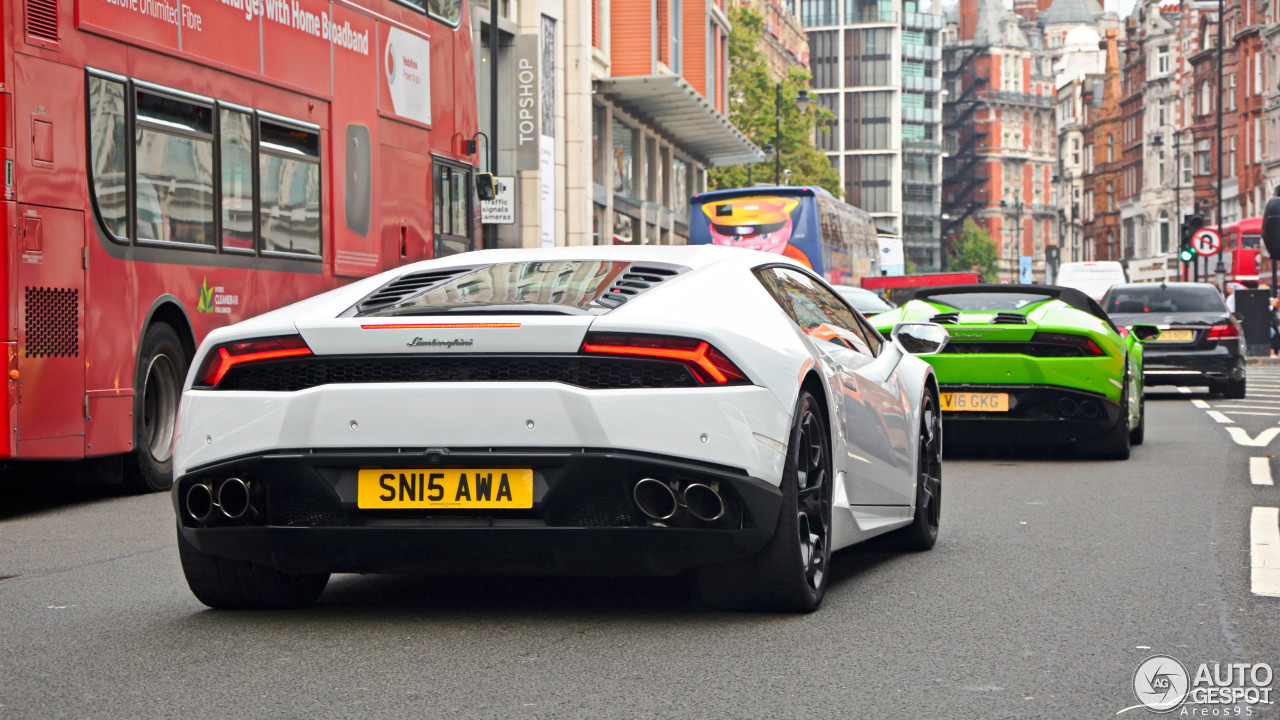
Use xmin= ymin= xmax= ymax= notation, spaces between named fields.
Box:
xmin=1155 ymin=329 xmax=1194 ymax=342
xmin=941 ymin=392 xmax=1009 ymax=412
xmin=357 ymin=468 xmax=533 ymax=509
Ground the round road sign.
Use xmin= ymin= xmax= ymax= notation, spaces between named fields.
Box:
xmin=1191 ymin=228 xmax=1222 ymax=256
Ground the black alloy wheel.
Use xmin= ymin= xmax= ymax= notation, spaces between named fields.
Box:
xmin=888 ymin=391 xmax=941 ymax=551
xmin=699 ymin=390 xmax=834 ymax=612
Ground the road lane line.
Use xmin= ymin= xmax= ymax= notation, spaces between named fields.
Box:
xmin=1220 ymin=411 xmax=1280 ymax=417
xmin=1252 ymin=457 xmax=1275 ymax=486
xmin=1178 ymin=386 xmax=1192 ymax=393
xmin=1207 ymin=411 xmax=1233 ymax=423
xmin=1212 ymin=406 xmax=1280 ymax=411
xmin=1251 ymin=507 xmax=1280 ymax=597
xmin=1192 ymin=399 xmax=1210 ymax=408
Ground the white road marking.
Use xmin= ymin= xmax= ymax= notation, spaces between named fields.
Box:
xmin=1252 ymin=457 xmax=1275 ymax=486
xmin=1251 ymin=507 xmax=1280 ymax=597
xmin=1219 ymin=411 xmax=1280 ymax=417
xmin=1227 ymin=427 xmax=1280 ymax=447
xmin=1211 ymin=406 xmax=1280 ymax=411
xmin=1192 ymin=399 xmax=1210 ymax=408
xmin=1177 ymin=386 xmax=1192 ymax=393
xmin=1207 ymin=411 xmax=1233 ymax=424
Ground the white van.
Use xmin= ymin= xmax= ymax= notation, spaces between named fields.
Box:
xmin=1055 ymin=261 xmax=1128 ymax=301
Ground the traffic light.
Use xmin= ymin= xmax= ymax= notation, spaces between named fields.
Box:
xmin=1180 ymin=213 xmax=1206 ymax=264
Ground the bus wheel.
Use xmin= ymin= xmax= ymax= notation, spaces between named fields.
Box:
xmin=123 ymin=323 xmax=187 ymax=493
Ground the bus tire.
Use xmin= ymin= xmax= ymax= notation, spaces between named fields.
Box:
xmin=123 ymin=323 xmax=187 ymax=494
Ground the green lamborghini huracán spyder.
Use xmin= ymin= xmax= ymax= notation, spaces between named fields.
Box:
xmin=871 ymin=284 xmax=1159 ymax=459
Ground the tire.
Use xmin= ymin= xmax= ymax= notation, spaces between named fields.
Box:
xmin=1083 ymin=387 xmax=1130 ymax=460
xmin=1130 ymin=392 xmax=1145 ymax=446
xmin=699 ymin=390 xmax=833 ymax=612
xmin=1222 ymin=378 xmax=1247 ymax=400
xmin=177 ymin=527 xmax=329 ymax=610
xmin=123 ymin=324 xmax=187 ymax=494
xmin=885 ymin=391 xmax=941 ymax=551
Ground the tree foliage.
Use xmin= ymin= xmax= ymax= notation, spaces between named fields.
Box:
xmin=708 ymin=4 xmax=841 ymax=194
xmin=950 ymin=219 xmax=1000 ymax=281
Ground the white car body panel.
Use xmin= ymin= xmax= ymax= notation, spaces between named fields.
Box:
xmin=176 ymin=245 xmax=937 ymax=556
xmin=174 ymin=384 xmax=790 ymax=488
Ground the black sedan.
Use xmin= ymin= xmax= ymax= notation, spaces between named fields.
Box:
xmin=1101 ymin=282 xmax=1246 ymax=398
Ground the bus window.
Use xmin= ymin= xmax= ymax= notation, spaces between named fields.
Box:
xmin=135 ymin=90 xmax=215 ymax=247
xmin=259 ymin=120 xmax=321 ymax=258
xmin=434 ymin=162 xmax=473 ymax=257
xmin=88 ymin=75 xmax=128 ymax=241
xmin=219 ymin=109 xmax=254 ymax=252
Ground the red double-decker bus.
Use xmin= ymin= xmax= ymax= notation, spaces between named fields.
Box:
xmin=1221 ymin=217 xmax=1263 ymax=286
xmin=5 ymin=0 xmax=478 ymax=490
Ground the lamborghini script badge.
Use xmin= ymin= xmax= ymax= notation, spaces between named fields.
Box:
xmin=407 ymin=337 xmax=475 ymax=348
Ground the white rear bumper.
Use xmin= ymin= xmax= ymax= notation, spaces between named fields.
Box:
xmin=174 ymin=383 xmax=791 ymax=484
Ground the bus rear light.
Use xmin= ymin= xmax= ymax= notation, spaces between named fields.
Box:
xmin=580 ymin=332 xmax=748 ymax=385
xmin=1206 ymin=323 xmax=1240 ymax=341
xmin=1029 ymin=332 xmax=1105 ymax=356
xmin=197 ymin=335 xmax=312 ymax=387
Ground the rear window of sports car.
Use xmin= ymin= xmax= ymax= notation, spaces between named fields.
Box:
xmin=924 ymin=292 xmax=1053 ymax=311
xmin=360 ymin=261 xmax=634 ymax=316
xmin=1103 ymin=287 xmax=1227 ymax=314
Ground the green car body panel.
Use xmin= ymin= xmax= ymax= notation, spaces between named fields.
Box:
xmin=871 ymin=288 xmax=1146 ymax=447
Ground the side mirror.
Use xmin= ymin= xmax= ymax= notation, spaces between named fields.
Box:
xmin=475 ymin=172 xmax=496 ymax=201
xmin=1263 ymin=197 xmax=1280 ymax=258
xmin=1130 ymin=324 xmax=1161 ymax=342
xmin=891 ymin=322 xmax=950 ymax=356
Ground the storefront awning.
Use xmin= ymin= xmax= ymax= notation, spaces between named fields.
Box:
xmin=597 ymin=75 xmax=765 ymax=167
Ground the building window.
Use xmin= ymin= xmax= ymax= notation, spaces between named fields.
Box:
xmin=612 ymin=117 xmax=638 ymax=198
xmin=1200 ymin=80 xmax=1212 ymax=115
xmin=1182 ymin=152 xmax=1191 ymax=185
xmin=1156 ymin=150 xmax=1165 ymax=187
xmin=592 ymin=105 xmax=606 ymax=187
xmin=844 ymin=91 xmax=892 ymax=150
xmin=1227 ymin=74 xmax=1236 ymax=110
xmin=1107 ymin=134 xmax=1114 ymax=163
xmin=1159 ymin=212 xmax=1170 ymax=254
xmin=1107 ymin=182 xmax=1114 ymax=212
xmin=1157 ymin=46 xmax=1169 ymax=74
xmin=613 ymin=211 xmax=635 ymax=244
xmin=673 ymin=156 xmax=689 ymax=217
xmin=671 ymin=0 xmax=682 ymax=73
xmin=810 ymin=31 xmax=839 ymax=89
xmin=800 ymin=0 xmax=837 ymax=26
xmin=1197 ymin=139 xmax=1211 ymax=175
xmin=1227 ymin=136 xmax=1236 ymax=179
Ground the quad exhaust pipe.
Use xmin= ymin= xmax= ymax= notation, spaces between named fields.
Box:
xmin=633 ymin=478 xmax=679 ymax=522
xmin=185 ymin=477 xmax=253 ymax=522
xmin=633 ymin=478 xmax=739 ymax=527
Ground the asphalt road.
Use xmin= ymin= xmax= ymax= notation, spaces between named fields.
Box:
xmin=1 ymin=372 xmax=1278 ymax=719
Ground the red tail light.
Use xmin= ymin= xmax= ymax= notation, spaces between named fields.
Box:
xmin=197 ymin=335 xmax=312 ymax=387
xmin=580 ymin=332 xmax=748 ymax=385
xmin=1207 ymin=323 xmax=1240 ymax=341
xmin=1029 ymin=331 xmax=1105 ymax=356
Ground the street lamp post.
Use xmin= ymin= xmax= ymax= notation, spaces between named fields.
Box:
xmin=774 ymin=83 xmax=811 ymax=185
xmin=1150 ymin=125 xmax=1187 ymax=278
